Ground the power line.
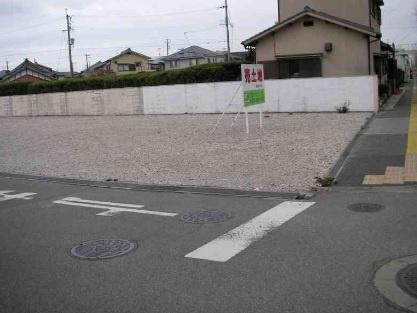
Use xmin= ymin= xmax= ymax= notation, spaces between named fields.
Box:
xmin=76 ymin=7 xmax=218 ymax=19
xmin=0 ymin=40 xmax=228 ymax=59
xmin=0 ymin=18 xmax=61 ymax=36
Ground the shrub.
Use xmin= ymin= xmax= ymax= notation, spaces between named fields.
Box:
xmin=396 ymin=68 xmax=405 ymax=88
xmin=379 ymin=84 xmax=389 ymax=97
xmin=315 ymin=176 xmax=335 ymax=187
xmin=0 ymin=62 xmax=243 ymax=97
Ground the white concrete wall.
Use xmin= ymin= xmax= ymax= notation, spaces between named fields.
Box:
xmin=144 ymin=76 xmax=378 ymax=114
xmin=0 ymin=76 xmax=378 ymax=117
xmin=0 ymin=87 xmax=143 ymax=116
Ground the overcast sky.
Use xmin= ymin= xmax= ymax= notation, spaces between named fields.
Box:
xmin=0 ymin=0 xmax=416 ymax=72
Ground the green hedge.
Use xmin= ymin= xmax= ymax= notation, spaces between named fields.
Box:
xmin=0 ymin=62 xmax=243 ymax=97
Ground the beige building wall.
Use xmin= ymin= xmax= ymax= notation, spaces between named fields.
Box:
xmin=279 ymin=0 xmax=370 ymax=26
xmin=109 ymin=54 xmax=150 ymax=75
xmin=256 ymin=18 xmax=370 ymax=77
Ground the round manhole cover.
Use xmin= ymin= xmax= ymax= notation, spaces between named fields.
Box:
xmin=348 ymin=203 xmax=384 ymax=213
xmin=397 ymin=263 xmax=417 ymax=298
xmin=71 ymin=239 xmax=136 ymax=260
xmin=179 ymin=209 xmax=232 ymax=224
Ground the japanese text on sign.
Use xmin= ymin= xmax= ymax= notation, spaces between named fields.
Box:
xmin=241 ymin=64 xmax=265 ymax=107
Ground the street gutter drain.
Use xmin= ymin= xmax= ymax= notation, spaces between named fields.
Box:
xmin=397 ymin=263 xmax=417 ymax=299
xmin=348 ymin=203 xmax=384 ymax=213
xmin=70 ymin=239 xmax=136 ymax=260
xmin=179 ymin=209 xmax=233 ymax=224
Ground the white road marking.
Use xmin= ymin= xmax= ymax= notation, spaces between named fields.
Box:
xmin=185 ymin=201 xmax=315 ymax=262
xmin=53 ymin=197 xmax=177 ymax=217
xmin=0 ymin=190 xmax=37 ymax=202
xmin=62 ymin=197 xmax=146 ymax=209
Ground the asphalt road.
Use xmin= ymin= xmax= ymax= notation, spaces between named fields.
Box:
xmin=1 ymin=175 xmax=416 ymax=313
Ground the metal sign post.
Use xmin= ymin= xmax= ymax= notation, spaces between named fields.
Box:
xmin=241 ymin=64 xmax=266 ymax=135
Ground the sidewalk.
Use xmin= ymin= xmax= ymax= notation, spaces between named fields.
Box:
xmin=335 ymin=81 xmax=414 ymax=186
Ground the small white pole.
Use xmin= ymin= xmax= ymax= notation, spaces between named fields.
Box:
xmin=245 ymin=109 xmax=249 ymax=135
xmin=259 ymin=105 xmax=263 ymax=129
xmin=231 ymin=105 xmax=242 ymax=128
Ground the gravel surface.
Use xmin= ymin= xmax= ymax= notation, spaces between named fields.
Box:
xmin=0 ymin=113 xmax=370 ymax=192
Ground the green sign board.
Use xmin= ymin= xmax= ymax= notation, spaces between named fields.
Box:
xmin=244 ymin=89 xmax=265 ymax=107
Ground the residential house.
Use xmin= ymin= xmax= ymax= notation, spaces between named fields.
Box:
xmin=162 ymin=46 xmax=226 ymax=70
xmin=84 ymin=48 xmax=151 ymax=76
xmin=242 ymin=0 xmax=384 ymax=79
xmin=0 ymin=70 xmax=9 ymax=81
xmin=80 ymin=61 xmax=106 ymax=76
xmin=1 ymin=59 xmax=72 ymax=82
xmin=229 ymin=51 xmax=249 ymax=62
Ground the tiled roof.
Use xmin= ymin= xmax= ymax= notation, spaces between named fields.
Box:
xmin=162 ymin=45 xmax=224 ymax=61
xmin=106 ymin=48 xmax=150 ymax=62
xmin=2 ymin=59 xmax=58 ymax=81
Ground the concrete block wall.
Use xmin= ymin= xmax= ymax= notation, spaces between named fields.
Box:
xmin=0 ymin=76 xmax=378 ymax=117
xmin=0 ymin=87 xmax=144 ymax=116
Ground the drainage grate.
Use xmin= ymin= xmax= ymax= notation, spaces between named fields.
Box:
xmin=348 ymin=203 xmax=384 ymax=213
xmin=397 ymin=264 xmax=417 ymax=299
xmin=71 ymin=239 xmax=136 ymax=260
xmin=179 ymin=209 xmax=233 ymax=224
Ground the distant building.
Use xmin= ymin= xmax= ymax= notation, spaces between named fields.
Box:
xmin=0 ymin=70 xmax=9 ymax=81
xmin=396 ymin=51 xmax=411 ymax=82
xmin=1 ymin=59 xmax=73 ymax=82
xmin=149 ymin=57 xmax=165 ymax=71
xmin=162 ymin=46 xmax=226 ymax=70
xmin=82 ymin=48 xmax=151 ymax=76
xmin=80 ymin=61 xmax=106 ymax=77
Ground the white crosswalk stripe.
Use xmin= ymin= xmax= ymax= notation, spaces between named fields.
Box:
xmin=185 ymin=201 xmax=315 ymax=262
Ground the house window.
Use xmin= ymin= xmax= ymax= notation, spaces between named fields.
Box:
xmin=117 ymin=64 xmax=136 ymax=72
xmin=189 ymin=59 xmax=193 ymax=66
xmin=303 ymin=20 xmax=314 ymax=27
xmin=277 ymin=57 xmax=322 ymax=79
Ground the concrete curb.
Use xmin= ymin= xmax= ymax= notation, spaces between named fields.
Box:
xmin=328 ymin=113 xmax=376 ymax=182
xmin=374 ymin=255 xmax=417 ymax=313
xmin=0 ymin=172 xmax=308 ymax=200
xmin=383 ymin=89 xmax=406 ymax=111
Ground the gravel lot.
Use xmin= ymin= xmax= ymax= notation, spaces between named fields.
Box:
xmin=0 ymin=113 xmax=370 ymax=192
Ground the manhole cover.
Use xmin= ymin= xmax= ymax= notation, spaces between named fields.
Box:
xmin=71 ymin=239 xmax=136 ymax=260
xmin=348 ymin=203 xmax=384 ymax=212
xmin=179 ymin=209 xmax=232 ymax=224
xmin=397 ymin=263 xmax=417 ymax=298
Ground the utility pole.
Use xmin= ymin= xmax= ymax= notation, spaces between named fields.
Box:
xmin=6 ymin=61 xmax=9 ymax=71
xmin=220 ymin=0 xmax=231 ymax=62
xmin=65 ymin=8 xmax=74 ymax=76
xmin=85 ymin=54 xmax=90 ymax=70
xmin=165 ymin=39 xmax=171 ymax=56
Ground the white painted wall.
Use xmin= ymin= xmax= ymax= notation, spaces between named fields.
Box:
xmin=0 ymin=76 xmax=378 ymax=117
xmin=0 ymin=87 xmax=143 ymax=117
xmin=144 ymin=76 xmax=378 ymax=114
